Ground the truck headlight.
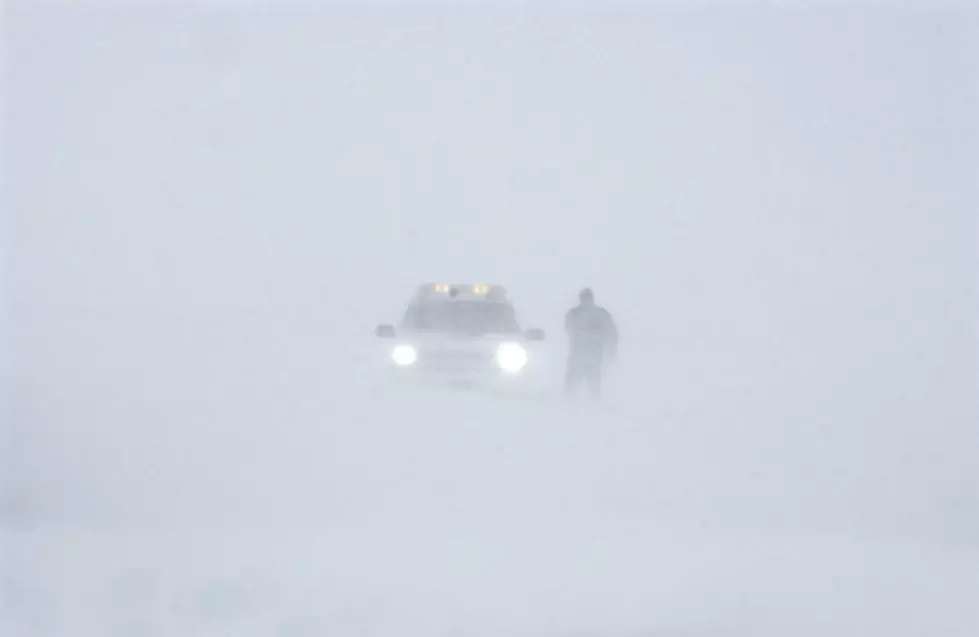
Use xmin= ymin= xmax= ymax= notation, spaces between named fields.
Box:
xmin=391 ymin=344 xmax=418 ymax=366
xmin=496 ymin=342 xmax=528 ymax=373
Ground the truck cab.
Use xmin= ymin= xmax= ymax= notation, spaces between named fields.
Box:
xmin=375 ymin=283 xmax=547 ymax=391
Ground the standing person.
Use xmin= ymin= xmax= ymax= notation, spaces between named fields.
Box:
xmin=565 ymin=288 xmax=618 ymax=399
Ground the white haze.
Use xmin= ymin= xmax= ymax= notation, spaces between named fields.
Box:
xmin=2 ymin=3 xmax=978 ymax=636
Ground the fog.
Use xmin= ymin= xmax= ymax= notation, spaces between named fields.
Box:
xmin=3 ymin=2 xmax=978 ymax=636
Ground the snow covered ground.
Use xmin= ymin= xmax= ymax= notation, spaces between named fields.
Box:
xmin=4 ymin=523 xmax=977 ymax=636
xmin=4 ymin=357 xmax=977 ymax=636
xmin=3 ymin=3 xmax=978 ymax=636
xmin=4 ymin=379 xmax=978 ymax=637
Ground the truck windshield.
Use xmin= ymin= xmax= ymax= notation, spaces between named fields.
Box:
xmin=403 ymin=301 xmax=520 ymax=335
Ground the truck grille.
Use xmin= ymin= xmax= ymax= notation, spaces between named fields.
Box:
xmin=421 ymin=350 xmax=492 ymax=369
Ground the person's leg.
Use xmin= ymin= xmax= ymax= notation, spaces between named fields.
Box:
xmin=564 ymin=354 xmax=582 ymax=397
xmin=586 ymin=363 xmax=602 ymax=400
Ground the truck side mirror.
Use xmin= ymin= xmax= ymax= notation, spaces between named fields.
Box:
xmin=375 ymin=324 xmax=396 ymax=338
xmin=524 ymin=328 xmax=545 ymax=342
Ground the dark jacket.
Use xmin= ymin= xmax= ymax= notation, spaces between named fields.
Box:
xmin=565 ymin=303 xmax=618 ymax=360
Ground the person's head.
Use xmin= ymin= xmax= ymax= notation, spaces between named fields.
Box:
xmin=578 ymin=288 xmax=595 ymax=306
